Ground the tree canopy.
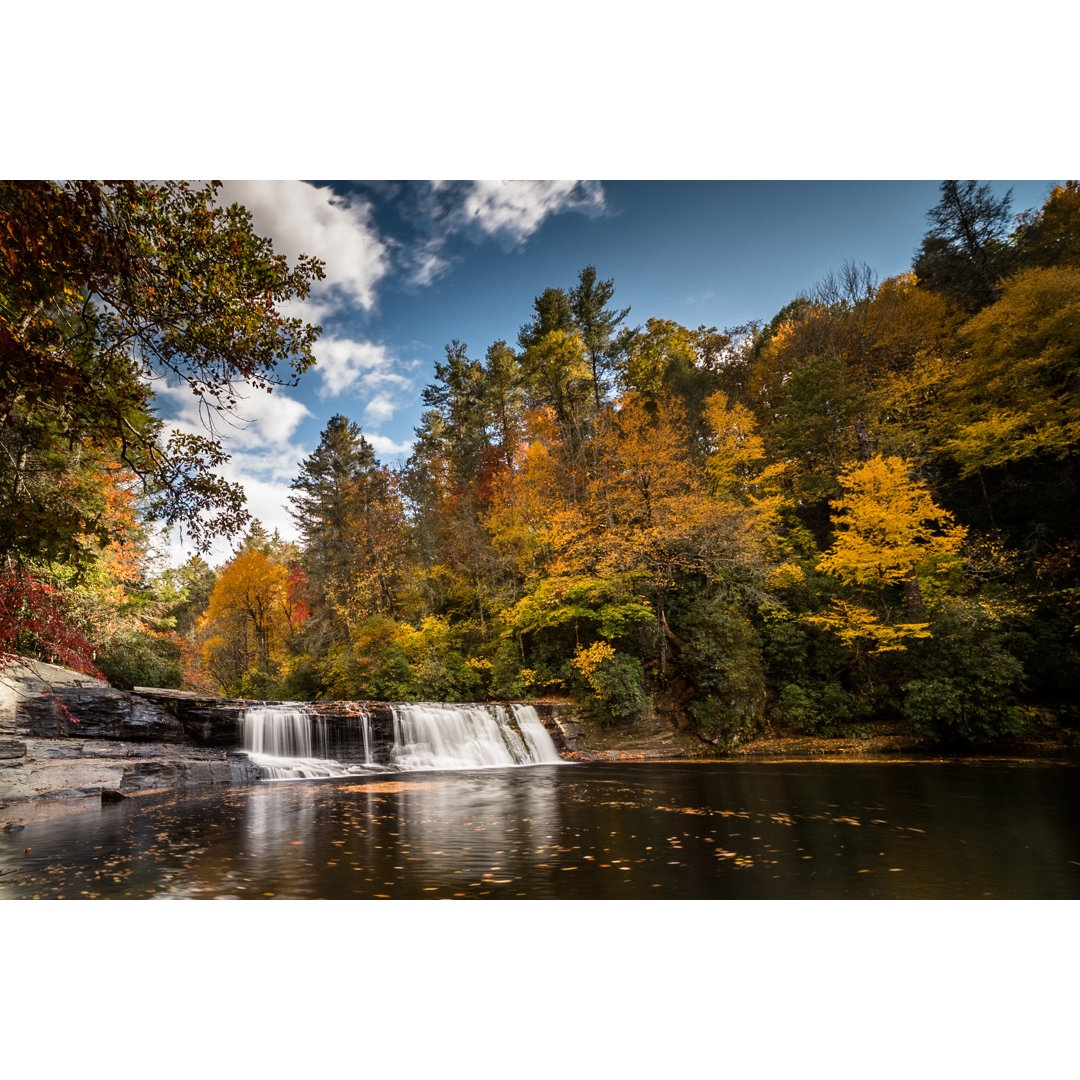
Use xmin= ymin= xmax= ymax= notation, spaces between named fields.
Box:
xmin=0 ymin=179 xmax=323 ymax=678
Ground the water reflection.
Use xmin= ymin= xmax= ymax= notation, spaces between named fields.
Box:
xmin=2 ymin=762 xmax=1079 ymax=899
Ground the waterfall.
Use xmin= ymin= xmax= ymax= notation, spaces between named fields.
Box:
xmin=388 ymin=703 xmax=562 ymax=770
xmin=241 ymin=706 xmax=373 ymax=780
xmin=240 ymin=703 xmax=562 ymax=780
xmin=391 ymin=704 xmax=529 ymax=770
xmin=243 ymin=706 xmax=314 ymax=758
xmin=512 ymin=704 xmax=563 ymax=763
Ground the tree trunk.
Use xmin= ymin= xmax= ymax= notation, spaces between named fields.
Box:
xmin=904 ymin=568 xmax=925 ymax=615
xmin=853 ymin=417 xmax=872 ymax=462
xmin=657 ymin=594 xmax=667 ymax=677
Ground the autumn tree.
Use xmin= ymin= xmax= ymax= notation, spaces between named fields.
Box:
xmin=702 ymin=393 xmax=788 ymax=521
xmin=401 ymin=340 xmax=521 ymax=642
xmin=485 ymin=401 xmax=649 ymax=700
xmin=1013 ymin=181 xmax=1080 ymax=269
xmin=943 ymin=266 xmax=1080 ymax=474
xmin=811 ymin=455 xmax=967 ymax=654
xmin=518 ymin=329 xmax=595 ymax=474
xmin=199 ymin=548 xmax=306 ymax=695
xmin=0 ymin=180 xmax=322 ymax=682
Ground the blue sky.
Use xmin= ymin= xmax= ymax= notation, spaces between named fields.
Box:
xmin=157 ymin=179 xmax=1059 ymax=565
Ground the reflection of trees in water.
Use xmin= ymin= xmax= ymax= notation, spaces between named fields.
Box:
xmin=387 ymin=771 xmax=565 ymax=887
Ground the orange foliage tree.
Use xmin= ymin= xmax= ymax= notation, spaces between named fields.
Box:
xmin=199 ymin=549 xmax=307 ymax=695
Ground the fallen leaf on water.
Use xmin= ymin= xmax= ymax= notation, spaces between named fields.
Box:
xmin=336 ymin=781 xmax=448 ymax=794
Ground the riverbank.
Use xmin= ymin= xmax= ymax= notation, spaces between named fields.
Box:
xmin=546 ymin=697 xmax=1080 ymax=763
xmin=5 ymin=662 xmax=1076 ymax=809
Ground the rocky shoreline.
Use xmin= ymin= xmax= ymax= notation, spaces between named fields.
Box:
xmin=1 ymin=661 xmax=254 ymax=804
xmin=0 ymin=660 xmax=586 ymax=805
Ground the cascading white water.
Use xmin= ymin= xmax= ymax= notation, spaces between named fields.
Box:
xmin=511 ymin=703 xmax=563 ymax=763
xmin=389 ymin=703 xmax=561 ymax=770
xmin=242 ymin=706 xmax=371 ymax=780
xmin=243 ymin=706 xmax=314 ymax=757
xmin=240 ymin=702 xmax=562 ymax=779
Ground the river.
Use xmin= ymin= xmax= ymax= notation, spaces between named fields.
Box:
xmin=2 ymin=759 xmax=1078 ymax=899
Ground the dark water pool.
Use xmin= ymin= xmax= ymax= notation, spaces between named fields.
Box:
xmin=2 ymin=761 xmax=1079 ymax=899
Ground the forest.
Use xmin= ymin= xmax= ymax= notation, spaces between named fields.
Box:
xmin=2 ymin=179 xmax=1078 ymax=749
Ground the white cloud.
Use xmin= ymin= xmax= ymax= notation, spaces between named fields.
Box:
xmin=366 ymin=433 xmax=413 ymax=458
xmin=363 ymin=394 xmax=398 ymax=424
xmin=312 ymin=336 xmax=413 ymax=399
xmin=410 ymin=245 xmax=449 ymax=287
xmin=218 ymin=180 xmax=389 ymax=315
xmin=459 ymin=180 xmax=607 ymax=246
xmin=404 ymin=180 xmax=608 ymax=284
xmin=223 ymin=389 xmax=312 ymax=451
xmin=152 ymin=381 xmax=313 ymax=563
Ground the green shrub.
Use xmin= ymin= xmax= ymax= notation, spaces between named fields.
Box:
xmin=773 ymin=680 xmax=865 ymax=736
xmin=899 ymin=598 xmax=1027 ymax=743
xmin=95 ymin=629 xmax=183 ymax=691
xmin=901 ymin=670 xmax=1024 ymax=743
xmin=588 ymin=650 xmax=650 ymax=723
xmin=571 ymin=643 xmax=650 ymax=724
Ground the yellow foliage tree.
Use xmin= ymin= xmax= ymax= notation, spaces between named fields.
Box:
xmin=807 ymin=599 xmax=932 ymax=657
xmin=591 ymin=393 xmax=782 ymax=671
xmin=702 ymin=393 xmax=787 ymax=517
xmin=944 ymin=266 xmax=1080 ymax=472
xmin=810 ymin=455 xmax=966 ymax=654
xmin=199 ymin=549 xmax=304 ymax=693
xmin=618 ymin=318 xmax=700 ymax=398
xmin=817 ymin=455 xmax=966 ymax=592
